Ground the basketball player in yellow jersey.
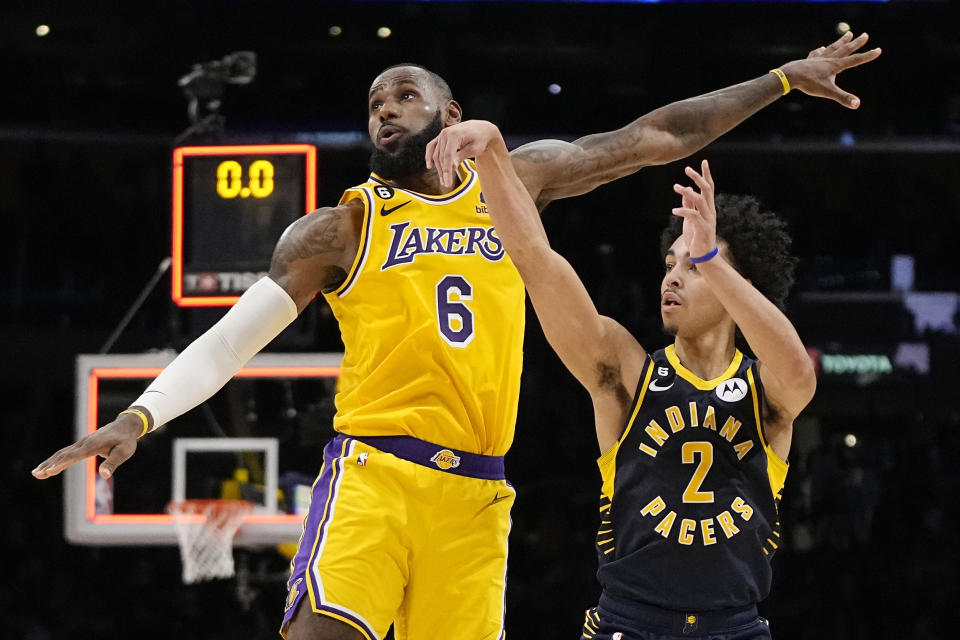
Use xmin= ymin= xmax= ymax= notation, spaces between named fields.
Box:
xmin=326 ymin=159 xmax=524 ymax=455
xmin=34 ymin=30 xmax=879 ymax=640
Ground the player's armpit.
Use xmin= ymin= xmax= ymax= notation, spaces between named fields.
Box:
xmin=755 ymin=358 xmax=816 ymax=429
xmin=269 ymin=200 xmax=364 ymax=310
xmin=754 ymin=367 xmax=802 ymax=462
xmin=591 ymin=318 xmax=647 ymax=414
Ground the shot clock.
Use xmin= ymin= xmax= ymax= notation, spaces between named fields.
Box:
xmin=171 ymin=144 xmax=317 ymax=306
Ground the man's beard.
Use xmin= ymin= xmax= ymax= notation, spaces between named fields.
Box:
xmin=369 ymin=112 xmax=444 ymax=181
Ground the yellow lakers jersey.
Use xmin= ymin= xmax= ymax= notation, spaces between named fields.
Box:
xmin=323 ymin=160 xmax=525 ymax=456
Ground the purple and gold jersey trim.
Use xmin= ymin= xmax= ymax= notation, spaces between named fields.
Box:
xmin=352 ymin=435 xmax=505 ymax=480
xmin=369 ymin=161 xmax=477 ymax=204
xmin=281 ymin=436 xmax=380 ymax=640
xmin=332 ymin=187 xmax=375 ymax=298
xmin=282 ymin=433 xmax=513 ymax=638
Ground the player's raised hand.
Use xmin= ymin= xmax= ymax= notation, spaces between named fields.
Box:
xmin=426 ymin=120 xmax=505 ymax=191
xmin=672 ymin=159 xmax=718 ymax=260
xmin=781 ymin=31 xmax=881 ymax=109
xmin=32 ymin=413 xmax=143 ymax=480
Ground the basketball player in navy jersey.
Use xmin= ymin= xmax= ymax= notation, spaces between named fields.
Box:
xmin=429 ymin=120 xmax=815 ymax=638
xmin=36 ymin=32 xmax=872 ymax=640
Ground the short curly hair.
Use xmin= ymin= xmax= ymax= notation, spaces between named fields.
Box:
xmin=659 ymin=194 xmax=798 ymax=311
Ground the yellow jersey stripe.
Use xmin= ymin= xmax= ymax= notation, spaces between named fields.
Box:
xmin=332 ymin=187 xmax=374 ymax=298
xmin=597 ymin=359 xmax=655 ymax=502
xmin=665 ymin=344 xmax=744 ymax=390
xmin=746 ymin=367 xmax=789 ymax=499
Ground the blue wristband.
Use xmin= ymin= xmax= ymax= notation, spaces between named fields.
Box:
xmin=690 ymin=246 xmax=719 ymax=264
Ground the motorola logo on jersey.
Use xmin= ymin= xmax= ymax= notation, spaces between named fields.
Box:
xmin=715 ymin=378 xmax=747 ymax=403
xmin=430 ymin=449 xmax=462 ymax=470
xmin=381 ymin=221 xmax=506 ymax=270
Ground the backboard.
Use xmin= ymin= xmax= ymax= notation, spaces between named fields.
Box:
xmin=66 ymin=352 xmax=342 ymax=546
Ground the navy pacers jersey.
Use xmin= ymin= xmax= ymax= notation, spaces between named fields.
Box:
xmin=595 ymin=345 xmax=788 ymax=610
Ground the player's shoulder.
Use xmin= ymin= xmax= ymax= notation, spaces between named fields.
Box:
xmin=289 ymin=200 xmax=363 ymax=233
xmin=273 ymin=201 xmax=364 ymax=267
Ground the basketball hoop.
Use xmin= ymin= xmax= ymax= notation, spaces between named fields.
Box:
xmin=167 ymin=499 xmax=254 ymax=584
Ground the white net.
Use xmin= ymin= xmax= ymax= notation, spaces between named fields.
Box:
xmin=168 ymin=499 xmax=254 ymax=584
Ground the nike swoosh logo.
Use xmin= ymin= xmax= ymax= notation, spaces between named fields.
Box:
xmin=648 ymin=379 xmax=674 ymax=392
xmin=380 ymin=201 xmax=412 ymax=216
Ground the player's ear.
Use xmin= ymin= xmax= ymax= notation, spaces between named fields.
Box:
xmin=443 ymin=100 xmax=463 ymax=126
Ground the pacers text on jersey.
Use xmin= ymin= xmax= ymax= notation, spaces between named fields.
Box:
xmin=640 ymin=493 xmax=756 ymax=547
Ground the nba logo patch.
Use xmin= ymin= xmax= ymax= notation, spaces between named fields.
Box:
xmin=430 ymin=449 xmax=461 ymax=470
xmin=612 ymin=633 xmax=624 ymax=640
xmin=357 ymin=453 xmax=369 ymax=466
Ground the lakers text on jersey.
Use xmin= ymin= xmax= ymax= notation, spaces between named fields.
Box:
xmin=324 ymin=160 xmax=525 ymax=456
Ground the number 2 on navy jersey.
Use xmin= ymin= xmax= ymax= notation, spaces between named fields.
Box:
xmin=682 ymin=442 xmax=715 ymax=503
xmin=436 ymin=275 xmax=475 ymax=348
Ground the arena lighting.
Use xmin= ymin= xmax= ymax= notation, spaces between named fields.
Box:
xmin=35 ymin=24 xmax=50 ymax=37
xmin=836 ymin=22 xmax=852 ymax=34
xmin=377 ymin=26 xmax=392 ymax=38
xmin=329 ymin=25 xmax=343 ymax=36
xmin=844 ymin=434 xmax=858 ymax=448
xmin=548 ymin=83 xmax=562 ymax=95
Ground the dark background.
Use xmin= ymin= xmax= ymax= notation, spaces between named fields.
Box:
xmin=4 ymin=1 xmax=960 ymax=639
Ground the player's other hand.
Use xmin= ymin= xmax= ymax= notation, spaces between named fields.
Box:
xmin=782 ymin=31 xmax=881 ymax=109
xmin=426 ymin=120 xmax=506 ymax=190
xmin=672 ymin=159 xmax=718 ymax=260
xmin=32 ymin=413 xmax=143 ymax=480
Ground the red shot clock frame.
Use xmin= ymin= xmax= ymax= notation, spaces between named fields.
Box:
xmin=171 ymin=144 xmax=317 ymax=307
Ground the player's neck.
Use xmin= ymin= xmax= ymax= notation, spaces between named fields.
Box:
xmin=672 ymin=328 xmax=737 ymax=381
xmin=386 ymin=167 xmax=462 ymax=196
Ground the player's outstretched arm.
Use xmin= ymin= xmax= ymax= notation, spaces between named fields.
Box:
xmin=428 ymin=121 xmax=646 ymax=451
xmin=32 ymin=204 xmax=361 ymax=481
xmin=671 ymin=160 xmax=816 ymax=425
xmin=512 ymin=31 xmax=881 ymax=209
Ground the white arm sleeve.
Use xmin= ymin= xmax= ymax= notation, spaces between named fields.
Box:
xmin=131 ymin=277 xmax=298 ymax=431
